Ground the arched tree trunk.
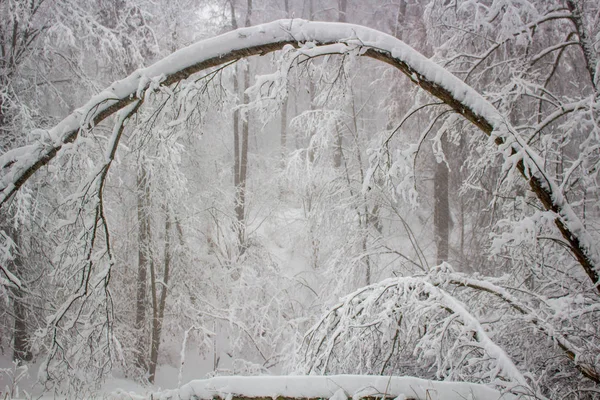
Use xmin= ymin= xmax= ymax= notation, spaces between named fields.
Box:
xmin=1 ymin=19 xmax=598 ymax=293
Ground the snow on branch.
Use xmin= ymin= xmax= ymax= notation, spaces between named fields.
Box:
xmin=301 ymin=275 xmax=539 ymax=398
xmin=135 ymin=375 xmax=513 ymax=400
xmin=0 ymin=18 xmax=597 ymax=292
xmin=428 ymin=264 xmax=600 ymax=384
xmin=37 ymin=100 xmax=140 ymax=389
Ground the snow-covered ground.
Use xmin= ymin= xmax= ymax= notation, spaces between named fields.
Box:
xmin=3 ymin=354 xmax=515 ymax=400
xmin=115 ymin=375 xmax=514 ymax=400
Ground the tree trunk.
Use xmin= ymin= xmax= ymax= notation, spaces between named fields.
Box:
xmin=280 ymin=98 xmax=288 ymax=168
xmin=331 ymin=0 xmax=347 ymax=167
xmin=434 ymin=154 xmax=450 ymax=265
xmin=307 ymin=78 xmax=317 ymax=163
xmin=147 ymin=254 xmax=159 ymax=383
xmin=148 ymin=206 xmax=172 ymax=383
xmin=4 ymin=21 xmax=599 ymax=293
xmin=233 ymin=60 xmax=243 ymax=248
xmin=232 ymin=0 xmax=252 ymax=253
xmin=0 ymin=82 xmax=31 ymax=362
xmin=280 ymin=0 xmax=290 ymax=169
xmin=134 ymin=166 xmax=151 ymax=372
xmin=12 ymin=294 xmax=32 ymax=362
xmin=333 ymin=122 xmax=343 ymax=168
xmin=306 ymin=0 xmax=316 ymax=162
xmin=9 ymin=228 xmax=31 ymax=362
xmin=566 ymin=0 xmax=598 ymax=94
xmin=237 ymin=63 xmax=250 ymax=249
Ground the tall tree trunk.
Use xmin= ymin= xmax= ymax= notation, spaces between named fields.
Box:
xmin=307 ymin=78 xmax=317 ymax=164
xmin=12 ymin=294 xmax=31 ymax=362
xmin=0 ymin=81 xmax=31 ymax=362
xmin=134 ymin=167 xmax=151 ymax=372
xmin=280 ymin=98 xmax=288 ymax=168
xmin=7 ymin=227 xmax=32 ymax=362
xmin=306 ymin=0 xmax=316 ymax=160
xmin=232 ymin=0 xmax=252 ymax=253
xmin=148 ymin=206 xmax=172 ymax=383
xmin=333 ymin=124 xmax=343 ymax=168
xmin=237 ymin=63 xmax=250 ymax=249
xmin=280 ymin=0 xmax=290 ymax=170
xmin=566 ymin=0 xmax=598 ymax=94
xmin=332 ymin=0 xmax=345 ymax=168
xmin=233 ymin=60 xmax=242 ymax=248
xmin=0 ymin=95 xmax=6 ymax=134
xmin=434 ymin=153 xmax=450 ymax=265
xmin=147 ymin=254 xmax=159 ymax=383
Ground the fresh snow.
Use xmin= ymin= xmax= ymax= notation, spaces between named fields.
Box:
xmin=1 ymin=19 xmax=597 ymax=283
xmin=1 ymin=17 xmax=598 ymax=399
xmin=131 ymin=375 xmax=514 ymax=400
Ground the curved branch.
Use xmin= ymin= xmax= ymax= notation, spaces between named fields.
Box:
xmin=0 ymin=19 xmax=598 ymax=293
xmin=430 ymin=270 xmax=600 ymax=384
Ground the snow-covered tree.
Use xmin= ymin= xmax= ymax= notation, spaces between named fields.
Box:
xmin=0 ymin=2 xmax=598 ymax=398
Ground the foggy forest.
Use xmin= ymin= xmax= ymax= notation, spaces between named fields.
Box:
xmin=1 ymin=0 xmax=600 ymax=399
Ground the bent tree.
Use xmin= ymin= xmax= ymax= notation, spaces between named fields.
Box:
xmin=0 ymin=18 xmax=598 ymax=395
xmin=1 ymin=19 xmax=598 ymax=292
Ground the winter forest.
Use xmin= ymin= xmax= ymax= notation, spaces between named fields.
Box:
xmin=1 ymin=0 xmax=600 ymax=398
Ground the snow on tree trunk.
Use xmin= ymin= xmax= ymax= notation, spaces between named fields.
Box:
xmin=0 ymin=19 xmax=598 ymax=293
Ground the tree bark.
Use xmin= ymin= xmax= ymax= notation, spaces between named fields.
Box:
xmin=237 ymin=63 xmax=250 ymax=249
xmin=280 ymin=98 xmax=288 ymax=168
xmin=148 ymin=205 xmax=172 ymax=383
xmin=8 ymin=228 xmax=32 ymax=362
xmin=12 ymin=293 xmax=32 ymax=362
xmin=332 ymin=0 xmax=346 ymax=168
xmin=280 ymin=0 xmax=290 ymax=169
xmin=566 ymin=0 xmax=598 ymax=94
xmin=232 ymin=60 xmax=242 ymax=247
xmin=434 ymin=157 xmax=449 ymax=265
xmin=333 ymin=123 xmax=343 ymax=168
xmin=307 ymin=73 xmax=317 ymax=163
xmin=134 ymin=167 xmax=151 ymax=372
xmin=231 ymin=0 xmax=252 ymax=253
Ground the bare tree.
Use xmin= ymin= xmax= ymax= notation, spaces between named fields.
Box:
xmin=231 ymin=0 xmax=253 ymax=253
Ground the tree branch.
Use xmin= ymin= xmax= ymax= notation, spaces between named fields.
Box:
xmin=0 ymin=19 xmax=597 ymax=293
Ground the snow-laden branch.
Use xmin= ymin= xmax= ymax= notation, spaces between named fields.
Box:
xmin=38 ymin=100 xmax=139 ymax=387
xmin=428 ymin=264 xmax=600 ymax=384
xmin=0 ymin=263 xmax=22 ymax=289
xmin=0 ymin=18 xmax=598 ymax=292
xmin=301 ymin=276 xmax=539 ymax=397
xmin=136 ymin=375 xmax=513 ymax=400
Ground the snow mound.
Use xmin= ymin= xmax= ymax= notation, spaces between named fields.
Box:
xmin=139 ymin=375 xmax=513 ymax=400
